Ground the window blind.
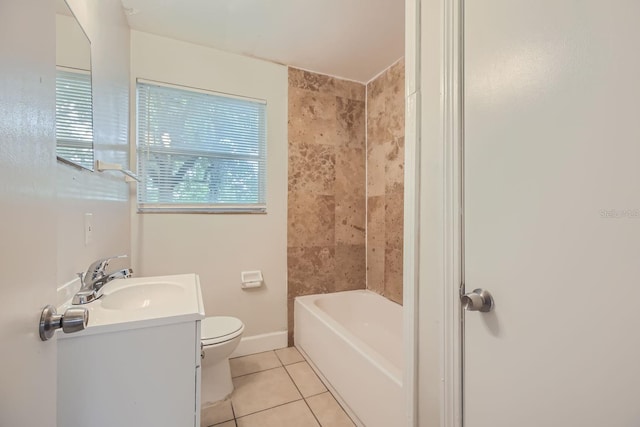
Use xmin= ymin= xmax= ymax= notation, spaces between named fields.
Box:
xmin=136 ymin=81 xmax=267 ymax=213
xmin=56 ymin=69 xmax=93 ymax=170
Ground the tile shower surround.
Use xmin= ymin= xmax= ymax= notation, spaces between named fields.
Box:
xmin=366 ymin=59 xmax=405 ymax=305
xmin=287 ymin=68 xmax=367 ymax=345
xmin=287 ymin=62 xmax=405 ymax=343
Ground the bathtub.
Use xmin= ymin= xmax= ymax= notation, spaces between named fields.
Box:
xmin=294 ymin=290 xmax=403 ymax=427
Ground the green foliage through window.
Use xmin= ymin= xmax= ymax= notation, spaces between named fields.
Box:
xmin=136 ymin=81 xmax=267 ymax=212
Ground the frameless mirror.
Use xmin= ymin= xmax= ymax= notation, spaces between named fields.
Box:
xmin=55 ymin=0 xmax=93 ymax=170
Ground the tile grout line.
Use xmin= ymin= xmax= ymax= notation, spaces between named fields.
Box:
xmin=302 ymin=396 xmax=323 ymax=427
xmin=231 ymin=351 xmax=302 ymax=421
xmin=315 ymin=391 xmax=356 ymax=426
xmin=230 ymin=349 xmax=278 ymax=358
xmin=228 ymin=349 xmax=339 ymax=425
xmin=229 ymin=350 xmax=281 ymax=365
xmin=302 ymin=378 xmax=356 ymax=425
xmin=291 ymin=358 xmax=356 ymax=426
xmin=304 ymin=390 xmax=331 ymax=399
xmin=275 ymin=355 xmax=306 ymax=366
xmin=224 ymin=352 xmax=354 ymax=426
xmin=273 ymin=349 xmax=289 ymax=366
xmin=365 ymin=75 xmax=369 ymax=293
xmin=282 ymin=363 xmax=306 ymax=401
xmin=282 ymin=362 xmax=323 ymax=426
xmin=231 ymin=349 xmax=305 ymax=380
xmin=230 ymin=396 xmax=238 ymax=427
xmin=286 ymin=352 xmax=355 ymax=425
xmin=230 ymin=363 xmax=283 ymax=380
xmin=234 ymin=397 xmax=306 ymax=421
xmin=229 ymin=351 xmax=283 ymax=423
xmin=224 ymin=350 xmax=354 ymax=426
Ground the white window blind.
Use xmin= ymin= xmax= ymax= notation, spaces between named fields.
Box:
xmin=56 ymin=68 xmax=93 ymax=170
xmin=136 ymin=81 xmax=267 ymax=213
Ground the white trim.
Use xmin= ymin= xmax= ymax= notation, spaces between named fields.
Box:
xmin=442 ymin=0 xmax=464 ymax=425
xmin=56 ymin=65 xmax=91 ymax=75
xmin=230 ymin=330 xmax=287 ymax=358
xmin=403 ymin=0 xmax=421 ymax=426
xmin=412 ymin=0 xmax=463 ymax=425
xmin=136 ymin=78 xmax=268 ymax=104
xmin=137 ymin=205 xmax=266 ymax=214
xmin=403 ymin=90 xmax=420 ymax=426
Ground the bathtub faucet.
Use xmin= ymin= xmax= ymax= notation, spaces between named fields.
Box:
xmin=72 ymin=255 xmax=133 ymax=305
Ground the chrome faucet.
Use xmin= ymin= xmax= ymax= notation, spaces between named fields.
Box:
xmin=72 ymin=255 xmax=133 ymax=305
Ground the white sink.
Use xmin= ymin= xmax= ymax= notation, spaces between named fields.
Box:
xmin=60 ymin=274 xmax=205 ymax=337
xmin=101 ymin=282 xmax=185 ymax=310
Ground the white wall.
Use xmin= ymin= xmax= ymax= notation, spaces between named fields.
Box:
xmin=56 ymin=0 xmax=131 ymax=286
xmin=130 ymin=31 xmax=288 ymax=349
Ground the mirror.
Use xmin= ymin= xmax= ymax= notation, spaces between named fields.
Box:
xmin=55 ymin=0 xmax=93 ymax=170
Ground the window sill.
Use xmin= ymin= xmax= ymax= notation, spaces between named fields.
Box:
xmin=136 ymin=207 xmax=267 ymax=214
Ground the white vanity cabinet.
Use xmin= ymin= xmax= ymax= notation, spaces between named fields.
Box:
xmin=56 ymin=274 xmax=205 ymax=427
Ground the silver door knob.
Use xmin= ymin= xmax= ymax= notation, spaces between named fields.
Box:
xmin=461 ymin=288 xmax=494 ymax=312
xmin=39 ymin=305 xmax=89 ymax=341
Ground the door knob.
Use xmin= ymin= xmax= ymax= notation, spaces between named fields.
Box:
xmin=39 ymin=305 xmax=89 ymax=341
xmin=461 ymin=288 xmax=494 ymax=312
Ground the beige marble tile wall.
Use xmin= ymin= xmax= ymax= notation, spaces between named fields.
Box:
xmin=287 ymin=68 xmax=366 ymax=344
xmin=366 ymin=59 xmax=405 ymax=305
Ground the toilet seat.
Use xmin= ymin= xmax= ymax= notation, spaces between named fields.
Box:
xmin=201 ymin=316 xmax=244 ymax=346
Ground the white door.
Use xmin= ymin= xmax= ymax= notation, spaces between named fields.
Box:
xmin=0 ymin=0 xmax=58 ymax=425
xmin=464 ymin=1 xmax=640 ymax=426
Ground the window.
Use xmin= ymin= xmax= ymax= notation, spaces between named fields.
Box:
xmin=56 ymin=68 xmax=93 ymax=170
xmin=136 ymin=80 xmax=267 ymax=213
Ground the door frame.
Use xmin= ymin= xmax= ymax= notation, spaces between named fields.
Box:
xmin=404 ymin=0 xmax=464 ymax=425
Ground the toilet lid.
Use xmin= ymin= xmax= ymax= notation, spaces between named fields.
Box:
xmin=201 ymin=316 xmax=244 ymax=345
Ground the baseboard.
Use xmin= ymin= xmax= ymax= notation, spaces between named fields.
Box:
xmin=230 ymin=330 xmax=288 ymax=357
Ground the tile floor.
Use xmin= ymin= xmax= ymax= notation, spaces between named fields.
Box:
xmin=201 ymin=347 xmax=356 ymax=427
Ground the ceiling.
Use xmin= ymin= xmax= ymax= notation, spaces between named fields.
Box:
xmin=121 ymin=0 xmax=404 ymax=83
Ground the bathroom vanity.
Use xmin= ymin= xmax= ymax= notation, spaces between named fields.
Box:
xmin=56 ymin=274 xmax=205 ymax=427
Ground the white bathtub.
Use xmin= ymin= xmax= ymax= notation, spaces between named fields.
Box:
xmin=294 ymin=290 xmax=403 ymax=427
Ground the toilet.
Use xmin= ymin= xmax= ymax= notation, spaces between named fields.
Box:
xmin=200 ymin=316 xmax=245 ymax=405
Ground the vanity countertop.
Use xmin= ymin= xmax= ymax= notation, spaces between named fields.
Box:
xmin=58 ymin=273 xmax=205 ymax=338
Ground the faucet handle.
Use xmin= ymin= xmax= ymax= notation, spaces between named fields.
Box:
xmin=86 ymin=255 xmax=128 ymax=279
xmin=101 ymin=254 xmax=128 ymax=270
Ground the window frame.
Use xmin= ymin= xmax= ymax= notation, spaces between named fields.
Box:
xmin=135 ymin=79 xmax=268 ymax=214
